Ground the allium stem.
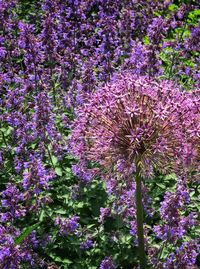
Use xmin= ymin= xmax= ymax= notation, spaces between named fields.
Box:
xmin=135 ymin=159 xmax=147 ymax=269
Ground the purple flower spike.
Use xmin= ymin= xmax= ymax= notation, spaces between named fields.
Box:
xmin=100 ymin=256 xmax=116 ymax=269
xmin=55 ymin=216 xmax=80 ymax=236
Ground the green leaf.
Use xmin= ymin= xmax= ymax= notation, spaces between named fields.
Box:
xmin=143 ymin=36 xmax=150 ymax=45
xmin=87 ymin=224 xmax=96 ymax=229
xmin=76 ymin=202 xmax=84 ymax=208
xmin=156 ymin=183 xmax=166 ymax=189
xmin=190 ymin=191 xmax=195 ymax=198
xmin=52 ymin=155 xmax=58 ymax=166
xmin=55 ymin=209 xmax=67 ymax=214
xmin=160 ymin=246 xmax=169 ymax=259
xmin=65 ymin=167 xmax=71 ymax=173
xmin=54 ymin=257 xmax=72 ymax=264
xmin=55 ymin=167 xmax=63 ymax=176
xmin=14 ymin=223 xmax=40 ymax=245
xmin=39 ymin=209 xmax=45 ymax=222
xmin=168 ymin=4 xmax=178 ymax=11
xmin=164 ymin=173 xmax=176 ymax=181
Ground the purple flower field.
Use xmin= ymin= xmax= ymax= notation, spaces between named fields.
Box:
xmin=0 ymin=0 xmax=200 ymax=268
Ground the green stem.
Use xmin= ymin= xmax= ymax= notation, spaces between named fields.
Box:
xmin=45 ymin=144 xmax=55 ymax=169
xmin=1 ymin=130 xmax=13 ymax=160
xmin=135 ymin=160 xmax=147 ymax=269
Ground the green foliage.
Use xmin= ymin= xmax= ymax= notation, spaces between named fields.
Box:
xmin=15 ymin=223 xmax=40 ymax=245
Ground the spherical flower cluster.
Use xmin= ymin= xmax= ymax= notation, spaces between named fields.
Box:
xmin=70 ymin=73 xmax=199 ymax=180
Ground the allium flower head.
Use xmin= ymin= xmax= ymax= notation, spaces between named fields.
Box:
xmin=70 ymin=73 xmax=198 ymax=179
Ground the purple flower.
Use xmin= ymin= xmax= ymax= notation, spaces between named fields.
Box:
xmin=147 ymin=17 xmax=168 ymax=44
xmin=186 ymin=22 xmax=200 ymax=51
xmin=70 ymin=73 xmax=199 ymax=181
xmin=0 ymin=224 xmax=44 ymax=268
xmin=80 ymin=238 xmax=94 ymax=250
xmin=18 ymin=22 xmax=43 ymax=80
xmin=71 ymin=163 xmax=98 ymax=183
xmin=99 ymin=207 xmax=111 ymax=223
xmin=1 ymin=183 xmax=26 ymax=222
xmin=100 ymin=256 xmax=116 ymax=269
xmin=130 ymin=221 xmax=137 ymax=236
xmin=153 ymin=181 xmax=196 ymax=243
xmin=22 ymin=156 xmax=55 ymax=194
xmin=164 ymin=240 xmax=199 ymax=269
xmin=55 ymin=216 xmax=80 ymax=236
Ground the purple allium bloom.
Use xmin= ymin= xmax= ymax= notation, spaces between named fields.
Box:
xmin=55 ymin=216 xmax=79 ymax=236
xmin=70 ymin=73 xmax=199 ymax=181
xmin=100 ymin=256 xmax=116 ymax=269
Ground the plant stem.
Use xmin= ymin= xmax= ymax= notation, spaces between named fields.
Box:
xmin=135 ymin=159 xmax=147 ymax=269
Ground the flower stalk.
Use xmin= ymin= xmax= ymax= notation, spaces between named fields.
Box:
xmin=135 ymin=159 xmax=146 ymax=269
